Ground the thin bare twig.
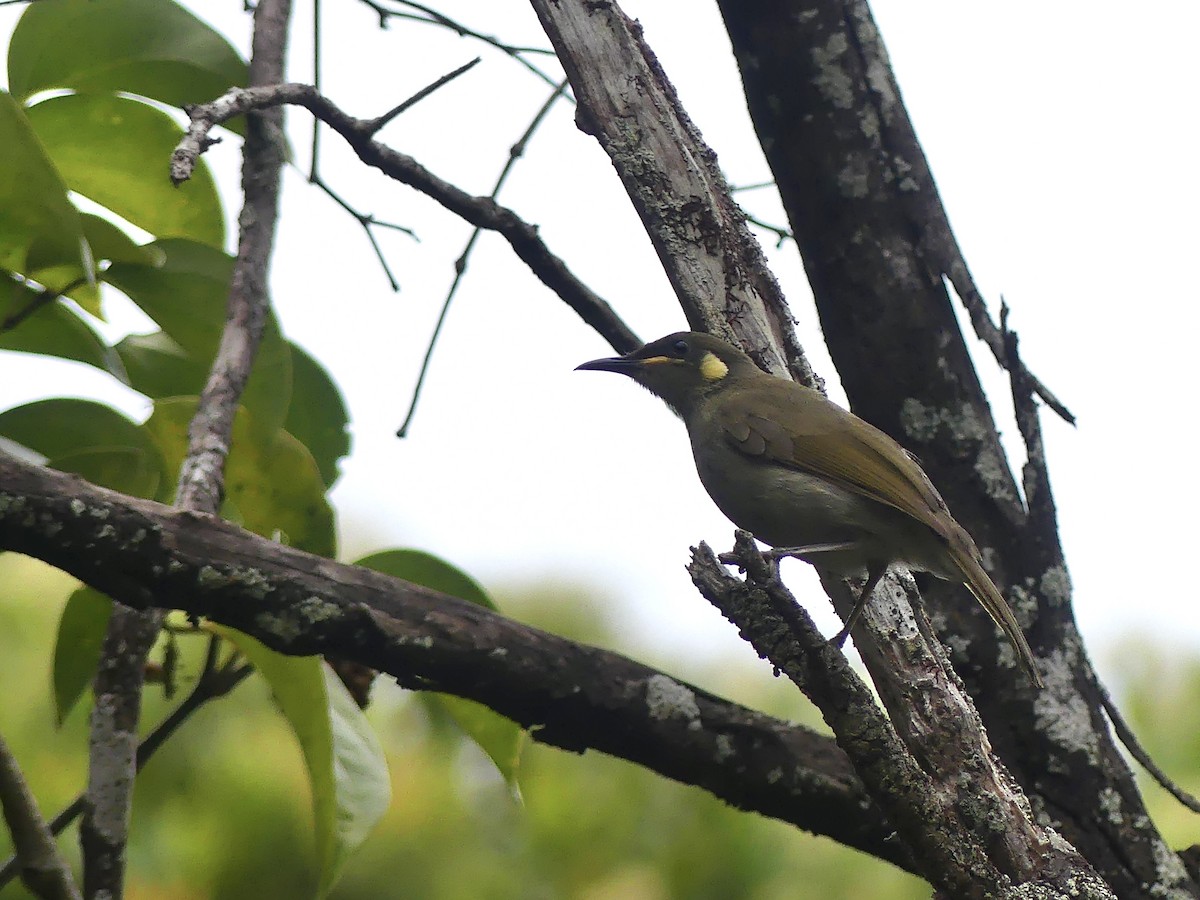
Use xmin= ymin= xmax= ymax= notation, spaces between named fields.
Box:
xmin=396 ymin=76 xmax=570 ymax=438
xmin=0 ymin=733 xmax=81 ymax=900
xmin=0 ymin=638 xmax=253 ymax=891
xmin=365 ymin=56 xmax=481 ymax=133
xmin=1096 ymin=680 xmax=1200 ymax=814
xmin=743 ymin=212 xmax=792 ymax=248
xmin=173 ymin=83 xmax=638 ymax=357
xmin=354 ymin=0 xmax=566 ymax=93
xmin=0 ymin=276 xmax=90 ymax=334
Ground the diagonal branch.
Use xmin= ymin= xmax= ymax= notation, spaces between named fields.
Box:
xmin=172 ymin=82 xmax=638 ymax=355
xmin=0 ymin=733 xmax=80 ymax=900
xmin=0 ymin=449 xmax=909 ymax=872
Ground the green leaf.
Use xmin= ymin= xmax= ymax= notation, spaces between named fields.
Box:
xmin=0 ymin=281 xmax=126 ymax=379
xmin=107 ymin=240 xmax=292 ymax=435
xmin=0 ymin=399 xmax=163 ymax=495
xmin=48 ymin=446 xmax=161 ymax=500
xmin=285 ymin=343 xmax=350 ymax=489
xmin=0 ymin=90 xmax=88 ymax=274
xmin=8 ymin=0 xmax=247 ymax=134
xmin=354 ymin=550 xmax=525 ymax=787
xmin=354 ymin=550 xmax=496 ymax=611
xmin=81 ymin=214 xmax=166 ymax=268
xmin=25 ymin=205 xmax=167 ymax=321
xmin=217 ymin=630 xmax=390 ymax=897
xmin=106 ymin=239 xmax=232 ymax=354
xmin=434 ymin=694 xmax=527 ymax=792
xmin=25 ymin=93 xmax=224 ymax=248
xmin=114 ymin=330 xmax=207 ymax=398
xmin=53 ymin=586 xmax=113 ymax=724
xmin=145 ymin=398 xmax=335 ymax=555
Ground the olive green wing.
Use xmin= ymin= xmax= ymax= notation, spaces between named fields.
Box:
xmin=716 ymin=380 xmax=953 ymax=537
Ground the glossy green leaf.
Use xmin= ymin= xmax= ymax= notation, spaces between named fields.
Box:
xmin=107 ymin=240 xmax=292 ymax=435
xmin=354 ymin=550 xmax=524 ymax=786
xmin=217 ymin=629 xmax=390 ymax=898
xmin=85 ymin=214 xmax=164 ymax=266
xmin=354 ymin=549 xmax=496 ymax=611
xmin=25 ymin=94 xmax=224 ymax=248
xmin=9 ymin=0 xmax=247 ymax=133
xmin=0 ymin=281 xmax=126 ymax=379
xmin=106 ymin=239 xmax=232 ymax=353
xmin=24 ymin=210 xmax=165 ymax=319
xmin=435 ymin=694 xmax=527 ymax=793
xmin=115 ymin=330 xmax=207 ymax=398
xmin=0 ymin=399 xmax=163 ymax=495
xmin=0 ymin=90 xmax=88 ymax=274
xmin=285 ymin=344 xmax=350 ymax=489
xmin=145 ymin=398 xmax=335 ymax=555
xmin=48 ymin=446 xmax=161 ymax=499
xmin=53 ymin=586 xmax=113 ymax=724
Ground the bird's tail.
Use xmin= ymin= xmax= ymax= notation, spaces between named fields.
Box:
xmin=954 ymin=549 xmax=1043 ymax=688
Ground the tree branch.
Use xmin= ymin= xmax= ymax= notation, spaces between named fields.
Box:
xmin=171 ymin=82 xmax=639 ymax=355
xmin=0 ymin=450 xmax=911 ymax=872
xmin=528 ymin=0 xmax=814 ymax=389
xmin=0 ymin=733 xmax=81 ymax=900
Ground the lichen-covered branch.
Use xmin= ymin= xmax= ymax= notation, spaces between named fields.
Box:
xmin=0 ymin=450 xmax=909 ymax=871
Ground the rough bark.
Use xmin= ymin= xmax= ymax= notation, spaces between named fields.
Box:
xmin=715 ymin=0 xmax=1196 ymax=896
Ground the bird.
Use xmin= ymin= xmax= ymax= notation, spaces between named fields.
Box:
xmin=577 ymin=331 xmax=1042 ymax=688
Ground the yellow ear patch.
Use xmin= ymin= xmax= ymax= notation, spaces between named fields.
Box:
xmin=699 ymin=351 xmax=729 ymax=381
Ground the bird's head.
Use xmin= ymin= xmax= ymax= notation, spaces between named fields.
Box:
xmin=576 ymin=332 xmax=760 ymax=417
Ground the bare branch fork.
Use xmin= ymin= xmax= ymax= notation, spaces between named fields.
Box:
xmin=172 ymin=82 xmax=638 ymax=354
xmin=305 ymin=56 xmax=481 ymax=291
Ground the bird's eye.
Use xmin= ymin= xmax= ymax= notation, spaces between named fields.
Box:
xmin=672 ymin=339 xmax=689 ymax=356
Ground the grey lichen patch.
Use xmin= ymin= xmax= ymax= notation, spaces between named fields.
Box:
xmin=1034 ymin=651 xmax=1099 ymax=763
xmin=766 ymin=767 xmax=783 ymax=785
xmin=1151 ymin=836 xmax=1192 ymax=897
xmin=1039 ymin=566 xmax=1072 ymax=607
xmin=1098 ymin=787 xmax=1123 ymax=826
xmin=810 ymin=33 xmax=854 ymax=109
xmin=196 ymin=565 xmax=273 ymax=600
xmin=863 ymin=52 xmax=896 ymax=109
xmin=255 ymin=595 xmax=339 ymax=643
xmin=88 ymin=694 xmax=138 ymax=840
xmin=714 ymin=733 xmax=735 ymax=762
xmin=69 ymin=498 xmax=86 ymax=517
xmin=1006 ymin=583 xmax=1040 ymax=623
xmin=295 ymin=594 xmax=339 ymax=623
xmin=645 ymin=674 xmax=701 ymax=729
xmin=899 ymin=397 xmax=941 ymax=443
xmin=836 ymin=155 xmax=871 ymax=198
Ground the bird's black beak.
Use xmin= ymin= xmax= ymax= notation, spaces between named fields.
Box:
xmin=575 ymin=355 xmax=642 ymax=375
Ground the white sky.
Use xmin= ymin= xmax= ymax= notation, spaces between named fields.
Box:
xmin=2 ymin=0 xmax=1198 ymax=687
